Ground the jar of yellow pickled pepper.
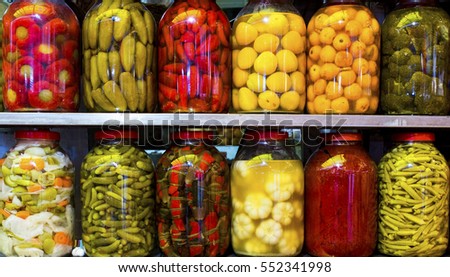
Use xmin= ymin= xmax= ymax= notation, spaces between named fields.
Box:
xmin=306 ymin=0 xmax=380 ymax=114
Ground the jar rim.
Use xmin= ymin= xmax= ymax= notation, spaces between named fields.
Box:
xmin=95 ymin=130 xmax=139 ymax=140
xmin=392 ymin=132 xmax=435 ymax=142
xmin=15 ymin=130 xmax=60 ymax=140
xmin=324 ymin=133 xmax=362 ymax=142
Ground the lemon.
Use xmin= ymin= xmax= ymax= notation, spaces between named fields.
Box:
xmin=247 ymin=73 xmax=266 ymax=93
xmin=253 ymin=33 xmax=280 ymax=53
xmin=313 ymin=94 xmax=331 ymax=114
xmin=233 ymin=67 xmax=250 ymax=88
xmin=287 ymin=14 xmax=306 ymax=35
xmin=280 ymin=91 xmax=300 ymax=111
xmin=290 ymin=71 xmax=306 ymax=94
xmin=258 ymin=90 xmax=280 ymax=110
xmin=281 ymin=31 xmax=305 ymax=54
xmin=266 ymin=13 xmax=289 ymax=36
xmin=254 ymin=51 xmax=278 ymax=75
xmin=276 ymin=49 xmax=298 ymax=73
xmin=247 ymin=12 xmax=268 ymax=33
xmin=267 ymin=72 xmax=292 ymax=92
xmin=331 ymin=96 xmax=350 ymax=113
xmin=237 ymin=47 xmax=258 ymax=70
xmin=235 ymin=22 xmax=259 ymax=46
xmin=238 ymin=87 xmax=258 ymax=111
xmin=232 ymin=89 xmax=240 ymax=110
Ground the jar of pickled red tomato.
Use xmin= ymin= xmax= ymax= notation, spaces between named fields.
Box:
xmin=306 ymin=0 xmax=380 ymax=114
xmin=381 ymin=0 xmax=450 ymax=115
xmin=305 ymin=132 xmax=377 ymax=256
xmin=0 ymin=130 xmax=75 ymax=257
xmin=156 ymin=129 xmax=230 ymax=256
xmin=231 ymin=129 xmax=304 ymax=256
xmin=0 ymin=0 xmax=12 ymax=112
xmin=82 ymin=0 xmax=157 ymax=112
xmin=2 ymin=0 xmax=80 ymax=112
xmin=80 ymin=130 xmax=156 ymax=257
xmin=158 ymin=0 xmax=231 ymax=113
xmin=231 ymin=0 xmax=307 ymax=113
xmin=378 ymin=132 xmax=449 ymax=256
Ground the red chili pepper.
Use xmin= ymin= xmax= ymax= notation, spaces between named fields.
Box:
xmin=184 ymin=42 xmax=195 ymax=61
xmin=163 ymin=63 xmax=186 ymax=74
xmin=161 ymin=100 xmax=178 ymax=112
xmin=189 ymin=66 xmax=199 ymax=98
xmin=195 ymin=24 xmax=209 ymax=46
xmin=216 ymin=23 xmax=229 ymax=47
xmin=170 ymin=199 xmax=182 ymax=217
xmin=199 ymin=74 xmax=211 ymax=99
xmin=12 ymin=17 xmax=41 ymax=50
xmin=61 ymin=40 xmax=79 ymax=62
xmin=220 ymin=48 xmax=230 ymax=66
xmin=179 ymin=22 xmax=187 ymax=35
xmin=3 ymin=80 xmax=27 ymax=111
xmin=196 ymin=34 xmax=220 ymax=55
xmin=210 ymin=49 xmax=221 ymax=64
xmin=42 ymin=18 xmax=67 ymax=37
xmin=159 ymin=71 xmax=178 ymax=88
xmin=206 ymin=10 xmax=218 ymax=33
xmin=211 ymin=77 xmax=223 ymax=112
xmin=199 ymin=0 xmax=211 ymax=10
xmin=219 ymin=87 xmax=230 ymax=112
xmin=217 ymin=12 xmax=231 ymax=37
xmin=189 ymin=99 xmax=209 ymax=111
xmin=187 ymin=0 xmax=200 ymax=9
xmin=159 ymin=83 xmax=179 ymax=102
xmin=158 ymin=47 xmax=168 ymax=71
xmin=175 ymin=41 xmax=188 ymax=64
xmin=172 ymin=24 xmax=181 ymax=40
xmin=204 ymin=212 xmax=218 ymax=230
xmin=14 ymin=56 xmax=44 ymax=87
xmin=196 ymin=56 xmax=218 ymax=74
xmin=45 ymin=59 xmax=76 ymax=87
xmin=33 ymin=43 xmax=59 ymax=65
xmin=162 ymin=25 xmax=174 ymax=62
xmin=180 ymin=31 xmax=195 ymax=43
xmin=188 ymin=221 xmax=201 ymax=239
xmin=198 ymin=151 xmax=215 ymax=172
xmin=28 ymin=81 xmax=59 ymax=110
xmin=177 ymin=75 xmax=189 ymax=109
xmin=59 ymin=86 xmax=78 ymax=111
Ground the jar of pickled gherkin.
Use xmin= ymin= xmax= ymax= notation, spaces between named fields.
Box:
xmin=231 ymin=129 xmax=304 ymax=256
xmin=381 ymin=0 xmax=450 ymax=115
xmin=2 ymin=0 xmax=80 ymax=112
xmin=306 ymin=0 xmax=380 ymax=114
xmin=82 ymin=0 xmax=157 ymax=112
xmin=158 ymin=0 xmax=231 ymax=113
xmin=0 ymin=130 xmax=75 ymax=257
xmin=80 ymin=130 xmax=156 ymax=257
xmin=0 ymin=0 xmax=12 ymax=112
xmin=156 ymin=129 xmax=230 ymax=256
xmin=305 ymin=132 xmax=377 ymax=257
xmin=378 ymin=132 xmax=449 ymax=256
xmin=231 ymin=0 xmax=307 ymax=113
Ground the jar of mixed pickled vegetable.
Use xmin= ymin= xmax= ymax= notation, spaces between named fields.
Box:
xmin=158 ymin=0 xmax=231 ymax=113
xmin=0 ymin=0 xmax=12 ymax=112
xmin=2 ymin=0 xmax=80 ymax=112
xmin=80 ymin=130 xmax=156 ymax=257
xmin=381 ymin=0 xmax=450 ymax=115
xmin=231 ymin=0 xmax=307 ymax=113
xmin=231 ymin=129 xmax=304 ymax=256
xmin=306 ymin=0 xmax=380 ymax=114
xmin=378 ymin=132 xmax=449 ymax=256
xmin=0 ymin=130 xmax=75 ymax=257
xmin=304 ymin=132 xmax=377 ymax=256
xmin=156 ymin=130 xmax=230 ymax=256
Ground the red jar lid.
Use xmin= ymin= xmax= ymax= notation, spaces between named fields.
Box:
xmin=15 ymin=130 xmax=60 ymax=140
xmin=243 ymin=130 xmax=289 ymax=141
xmin=325 ymin=133 xmax=362 ymax=142
xmin=172 ymin=130 xmax=214 ymax=140
xmin=392 ymin=132 xmax=435 ymax=142
xmin=95 ymin=130 xmax=139 ymax=140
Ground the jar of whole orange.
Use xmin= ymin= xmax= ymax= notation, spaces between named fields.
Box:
xmin=306 ymin=0 xmax=380 ymax=114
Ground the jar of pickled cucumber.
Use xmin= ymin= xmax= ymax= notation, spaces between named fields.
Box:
xmin=156 ymin=129 xmax=230 ymax=256
xmin=80 ymin=130 xmax=156 ymax=257
xmin=381 ymin=0 xmax=450 ymax=115
xmin=305 ymin=132 xmax=377 ymax=257
xmin=230 ymin=129 xmax=304 ymax=256
xmin=0 ymin=0 xmax=12 ymax=112
xmin=158 ymin=0 xmax=231 ymax=113
xmin=231 ymin=0 xmax=307 ymax=113
xmin=306 ymin=0 xmax=380 ymax=114
xmin=2 ymin=0 xmax=80 ymax=112
xmin=0 ymin=130 xmax=75 ymax=257
xmin=378 ymin=132 xmax=449 ymax=256
xmin=82 ymin=0 xmax=157 ymax=112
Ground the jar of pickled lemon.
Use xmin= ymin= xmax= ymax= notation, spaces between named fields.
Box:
xmin=231 ymin=129 xmax=304 ymax=256
xmin=231 ymin=0 xmax=307 ymax=113
xmin=306 ymin=0 xmax=380 ymax=114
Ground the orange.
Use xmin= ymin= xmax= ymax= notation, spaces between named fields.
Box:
xmin=313 ymin=94 xmax=332 ymax=114
xmin=368 ymin=60 xmax=378 ymax=75
xmin=357 ymin=74 xmax=372 ymax=89
xmin=335 ymin=51 xmax=353 ymax=68
xmin=349 ymin=41 xmax=366 ymax=58
xmin=320 ymin=63 xmax=340 ymax=80
xmin=343 ymin=83 xmax=363 ymax=101
xmin=354 ymin=9 xmax=372 ymax=27
xmin=326 ymin=81 xmax=344 ymax=100
xmin=319 ymin=27 xmax=336 ymax=45
xmin=337 ymin=70 xmax=356 ymax=86
xmin=319 ymin=45 xmax=337 ymax=63
xmin=332 ymin=33 xmax=352 ymax=51
xmin=309 ymin=64 xmax=321 ymax=82
xmin=345 ymin=20 xmax=363 ymax=37
xmin=308 ymin=31 xmax=321 ymax=46
xmin=365 ymin=45 xmax=379 ymax=61
xmin=352 ymin=58 xmax=369 ymax=75
xmin=331 ymin=96 xmax=350 ymax=113
xmin=314 ymin=79 xmax=327 ymax=95
xmin=309 ymin=45 xmax=322 ymax=61
xmin=359 ymin=27 xmax=375 ymax=45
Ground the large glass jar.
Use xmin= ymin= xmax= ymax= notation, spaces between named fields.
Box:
xmin=378 ymin=132 xmax=449 ymax=256
xmin=2 ymin=0 xmax=80 ymax=112
xmin=231 ymin=129 xmax=304 ymax=256
xmin=80 ymin=130 xmax=156 ymax=257
xmin=158 ymin=0 xmax=231 ymax=113
xmin=156 ymin=130 xmax=230 ymax=256
xmin=231 ymin=0 xmax=307 ymax=113
xmin=304 ymin=133 xmax=377 ymax=256
xmin=0 ymin=130 xmax=75 ymax=257
xmin=380 ymin=0 xmax=450 ymax=115
xmin=82 ymin=0 xmax=157 ymax=112
xmin=306 ymin=0 xmax=380 ymax=114
xmin=0 ymin=0 xmax=12 ymax=112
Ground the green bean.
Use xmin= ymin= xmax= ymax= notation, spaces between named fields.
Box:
xmin=97 ymin=240 xmax=121 ymax=254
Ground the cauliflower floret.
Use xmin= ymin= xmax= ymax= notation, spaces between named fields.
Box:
xmin=278 ymin=230 xmax=303 ymax=256
xmin=232 ymin=213 xmax=255 ymax=240
xmin=272 ymin=202 xmax=295 ymax=226
xmin=264 ymin=174 xmax=295 ymax=202
xmin=232 ymin=199 xmax=244 ymax=213
xmin=244 ymin=238 xmax=270 ymax=256
xmin=244 ymin=193 xmax=273 ymax=219
xmin=292 ymin=200 xmax=304 ymax=220
xmin=255 ymin=219 xmax=283 ymax=245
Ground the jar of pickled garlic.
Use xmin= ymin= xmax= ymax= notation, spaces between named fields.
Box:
xmin=0 ymin=0 xmax=12 ymax=112
xmin=381 ymin=0 xmax=450 ymax=115
xmin=82 ymin=0 xmax=157 ymax=112
xmin=378 ymin=132 xmax=449 ymax=256
xmin=80 ymin=130 xmax=156 ymax=257
xmin=306 ymin=0 xmax=380 ymax=114
xmin=231 ymin=0 xmax=307 ymax=113
xmin=0 ymin=130 xmax=75 ymax=257
xmin=304 ymin=132 xmax=377 ymax=256
xmin=158 ymin=0 xmax=231 ymax=113
xmin=2 ymin=0 xmax=80 ymax=112
xmin=231 ymin=129 xmax=304 ymax=256
xmin=156 ymin=130 xmax=230 ymax=256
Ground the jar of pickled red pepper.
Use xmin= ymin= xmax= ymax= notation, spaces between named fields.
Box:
xmin=231 ymin=129 xmax=304 ymax=256
xmin=231 ymin=0 xmax=307 ymax=113
xmin=304 ymin=132 xmax=377 ymax=256
xmin=80 ymin=130 xmax=156 ymax=257
xmin=378 ymin=132 xmax=449 ymax=256
xmin=381 ymin=0 xmax=450 ymax=115
xmin=2 ymin=0 xmax=80 ymax=112
xmin=0 ymin=0 xmax=12 ymax=112
xmin=82 ymin=0 xmax=157 ymax=112
xmin=306 ymin=0 xmax=380 ymax=114
xmin=0 ymin=130 xmax=75 ymax=257
xmin=158 ymin=0 xmax=231 ymax=113
xmin=156 ymin=129 xmax=230 ymax=256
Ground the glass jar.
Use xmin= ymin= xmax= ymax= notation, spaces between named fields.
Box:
xmin=230 ymin=129 xmax=304 ymax=256
xmin=378 ymin=132 xmax=449 ymax=256
xmin=158 ymin=0 xmax=231 ymax=113
xmin=304 ymin=132 xmax=377 ymax=257
xmin=231 ymin=0 xmax=307 ymax=113
xmin=82 ymin=0 xmax=157 ymax=112
xmin=380 ymin=0 xmax=450 ymax=115
xmin=156 ymin=130 xmax=230 ymax=256
xmin=80 ymin=130 xmax=156 ymax=257
xmin=2 ymin=0 xmax=80 ymax=112
xmin=306 ymin=0 xmax=380 ymax=114
xmin=0 ymin=130 xmax=75 ymax=257
xmin=0 ymin=0 xmax=12 ymax=112
xmin=140 ymin=0 xmax=173 ymax=23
